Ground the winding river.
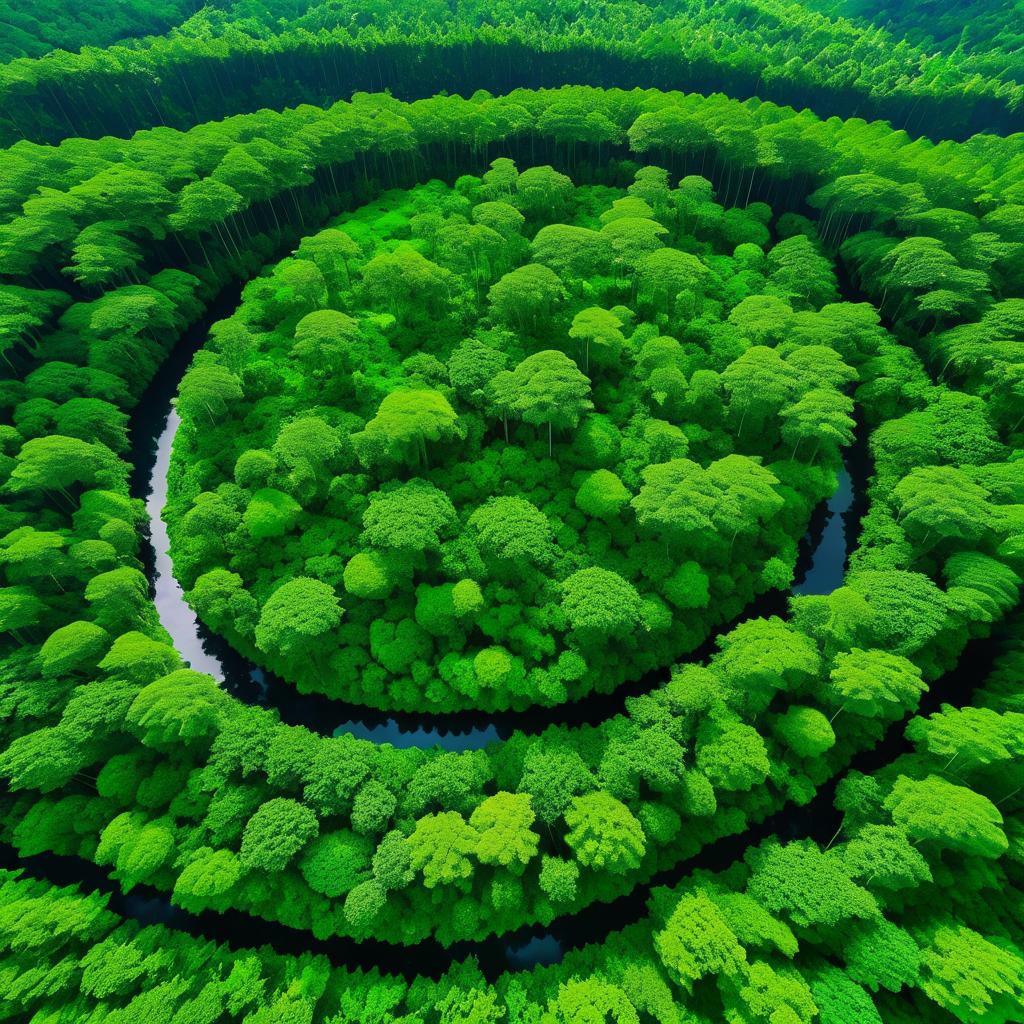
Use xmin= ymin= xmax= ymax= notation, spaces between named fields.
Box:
xmin=101 ymin=288 xmax=887 ymax=974
xmin=11 ymin=300 xmax=996 ymax=977
xmin=130 ymin=289 xmax=866 ymax=753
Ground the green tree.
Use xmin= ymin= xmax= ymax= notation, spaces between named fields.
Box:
xmin=468 ymin=496 xmax=554 ymax=569
xmin=774 ymin=705 xmax=836 ymax=758
xmin=6 ymin=435 xmax=124 ymax=500
xmin=352 ymin=389 xmax=462 ymax=471
xmin=272 ymin=415 xmax=342 ymax=485
xmin=299 ymin=830 xmax=372 ymax=898
xmin=291 ymin=309 xmax=359 ymax=376
xmin=905 ymin=705 xmax=1024 ymax=777
xmin=126 ymin=669 xmax=225 ymax=749
xmin=916 ymin=923 xmax=1024 ymax=1023
xmin=842 ymin=918 xmax=923 ymax=994
xmin=360 ymin=246 xmax=456 ymax=321
xmin=780 ymin=388 xmax=855 ymax=461
xmin=510 ymin=350 xmax=593 ymax=456
xmin=722 ymin=346 xmax=798 ymax=437
xmin=568 ymin=307 xmax=624 ymax=372
xmin=243 ymin=488 xmax=301 ymax=540
xmin=696 ymin=717 xmax=771 ymax=791
xmin=174 ymin=848 xmax=243 ymax=909
xmin=239 ymin=798 xmax=319 ymax=872
xmin=827 ymin=649 xmax=927 ymax=719
xmin=343 ymin=878 xmax=387 ymax=930
xmin=809 ymin=967 xmax=884 ymax=1024
xmin=470 ymin=792 xmax=539 ymax=871
xmin=538 ymin=855 xmax=580 ymax=904
xmin=518 ymin=746 xmax=596 ymax=825
xmin=629 ymin=459 xmax=720 ymax=552
xmin=0 ymin=726 xmax=83 ymax=792
xmin=541 ymin=979 xmax=639 ymax=1024
xmin=295 ymin=228 xmax=361 ymax=293
xmin=254 ymin=577 xmax=343 ymax=665
xmin=488 ymin=264 xmax=566 ymax=334
xmin=189 ymin=569 xmax=258 ymax=636
xmin=575 ymin=469 xmax=631 ymax=520
xmin=361 ymin=479 xmax=456 ymax=555
xmin=168 ymin=178 xmax=244 ymax=245
xmin=37 ymin=620 xmax=109 ymax=676
xmin=342 ymin=552 xmax=393 ymax=601
xmin=655 ymin=889 xmax=747 ymax=994
xmin=177 ymin=361 xmax=243 ymax=427
xmin=637 ymin=248 xmax=708 ymax=316
xmin=83 ymin=566 xmax=149 ymax=633
xmin=515 ymin=165 xmax=573 ymax=220
xmin=97 ymin=631 xmax=179 ymax=684
xmin=746 ymin=840 xmax=878 ymax=929
xmin=882 ymin=775 xmax=1008 ymax=858
xmin=892 ymin=466 xmax=993 ymax=551
xmin=721 ymin=960 xmax=817 ymax=1024
xmin=564 ymin=792 xmax=645 ymax=874
xmin=560 ymin=567 xmax=643 ymax=644
xmin=406 ymin=811 xmax=478 ymax=889
xmin=766 ymin=233 xmax=839 ymax=309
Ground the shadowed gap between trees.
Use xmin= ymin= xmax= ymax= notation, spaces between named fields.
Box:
xmin=3 ymin=39 xmax=1021 ymax=149
xmin=0 ymin=612 xmax=1005 ymax=980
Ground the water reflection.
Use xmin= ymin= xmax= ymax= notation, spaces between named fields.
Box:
xmin=335 ymin=718 xmax=503 ymax=750
xmin=146 ymin=407 xmax=226 ymax=680
xmin=504 ymin=933 xmax=564 ymax=970
xmin=792 ymin=467 xmax=854 ymax=596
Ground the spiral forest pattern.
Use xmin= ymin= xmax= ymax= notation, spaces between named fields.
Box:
xmin=0 ymin=3 xmax=1022 ymax=1023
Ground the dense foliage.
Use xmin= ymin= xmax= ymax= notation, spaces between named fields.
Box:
xmin=2 ymin=0 xmax=1024 ymax=146
xmin=0 ymin=2 xmax=1021 ymax=1022
xmin=0 ymin=624 xmax=1021 ymax=1021
xmin=167 ymin=172 xmax=845 ymax=711
xmin=0 ymin=84 xmax=1019 ymax=954
xmin=0 ymin=0 xmax=200 ymax=60
xmin=809 ymin=0 xmax=1024 ymax=83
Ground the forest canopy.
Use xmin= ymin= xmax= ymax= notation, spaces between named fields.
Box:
xmin=167 ymin=170 xmax=850 ymax=711
xmin=0 ymin=2 xmax=1021 ymax=1023
xmin=2 ymin=0 xmax=1024 ymax=145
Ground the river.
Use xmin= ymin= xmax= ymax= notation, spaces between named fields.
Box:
xmin=103 ymin=289 xmax=877 ymax=973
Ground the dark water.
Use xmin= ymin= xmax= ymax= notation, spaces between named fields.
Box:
xmin=131 ymin=302 xmax=864 ymax=752
xmin=792 ymin=466 xmax=854 ymax=596
xmin=504 ymin=933 xmax=565 ymax=970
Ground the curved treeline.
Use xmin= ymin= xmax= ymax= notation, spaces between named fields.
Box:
xmin=0 ymin=89 xmax=1020 ymax=960
xmin=2 ymin=88 xmax=1024 ymax=291
xmin=808 ymin=0 xmax=1024 ymax=84
xmin=0 ymin=0 xmax=202 ymax=61
xmin=0 ymin=619 xmax=1020 ymax=1020
xmin=2 ymin=0 xmax=1024 ymax=147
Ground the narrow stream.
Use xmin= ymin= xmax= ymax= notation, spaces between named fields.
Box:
xmin=131 ymin=295 xmax=865 ymax=752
